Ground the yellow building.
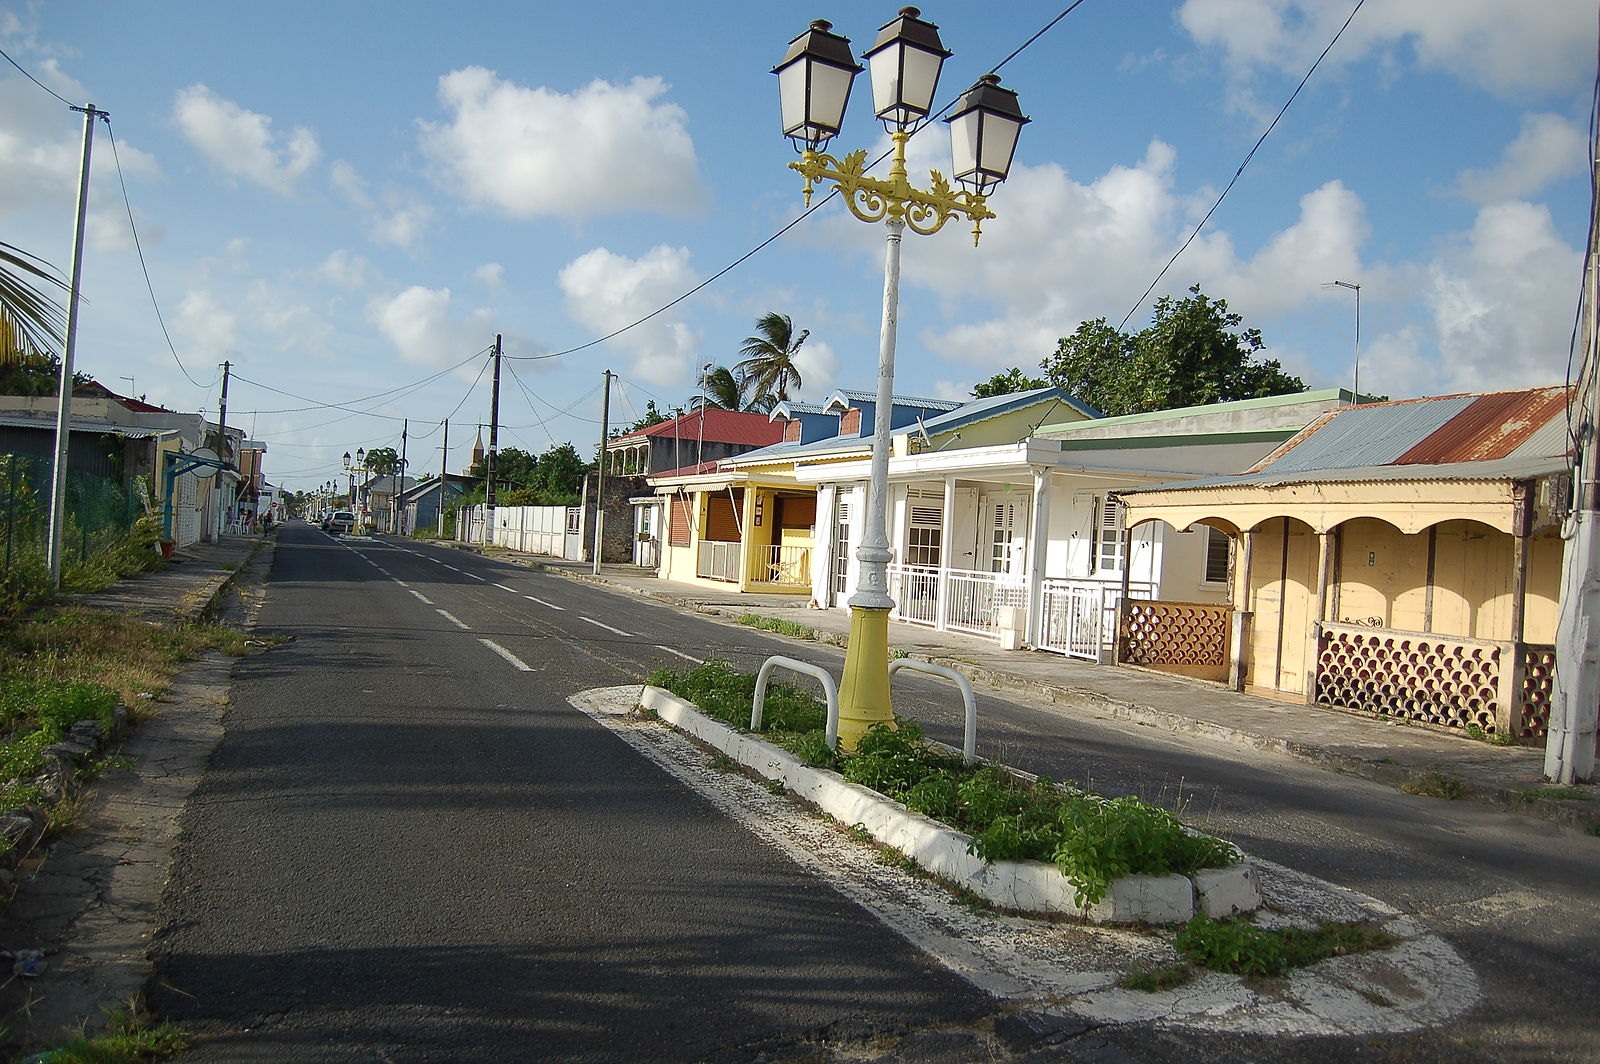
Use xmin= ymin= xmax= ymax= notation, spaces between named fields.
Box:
xmin=1119 ymin=387 xmax=1573 ymax=743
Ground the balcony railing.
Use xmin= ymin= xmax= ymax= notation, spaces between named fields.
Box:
xmin=748 ymin=544 xmax=811 ymax=588
xmin=696 ymin=540 xmax=741 ymax=582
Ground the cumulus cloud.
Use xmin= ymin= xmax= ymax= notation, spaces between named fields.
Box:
xmin=1421 ymin=201 xmax=1579 ymax=392
xmin=174 ymin=84 xmax=319 ymax=195
xmin=1177 ymin=0 xmax=1593 ymax=98
xmin=474 ymin=263 xmax=504 ymax=290
xmin=315 ymin=250 xmax=369 ymax=289
xmin=330 ymin=159 xmax=431 ymax=250
xmin=418 ymin=68 xmax=705 ymax=220
xmin=791 ymin=336 xmax=840 ymax=401
xmin=368 ymin=285 xmax=497 ymax=368
xmin=174 ymin=290 xmax=238 ymax=355
xmin=558 ymin=245 xmax=700 ymax=385
xmin=1457 ymin=113 xmax=1587 ymax=205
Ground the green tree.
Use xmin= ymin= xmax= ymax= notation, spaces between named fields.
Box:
xmin=1 ymin=240 xmax=67 ymax=366
xmin=1041 ymin=285 xmax=1304 ymax=416
xmin=971 ymin=367 xmax=1048 ymax=399
xmin=617 ymin=400 xmax=671 ymax=436
xmin=362 ymin=447 xmax=403 ymax=477
xmin=734 ymin=312 xmax=808 ymax=409
xmin=694 ymin=365 xmax=744 ymax=411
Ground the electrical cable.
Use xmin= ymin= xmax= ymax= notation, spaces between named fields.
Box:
xmin=1116 ymin=0 xmax=1366 ymax=332
xmin=0 ymin=45 xmax=74 ymax=106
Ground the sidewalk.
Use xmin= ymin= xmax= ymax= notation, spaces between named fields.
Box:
xmin=511 ymin=553 xmax=1594 ymax=830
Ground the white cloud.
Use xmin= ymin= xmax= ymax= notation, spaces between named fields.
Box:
xmin=474 ymin=263 xmax=504 ymax=290
xmin=418 ymin=68 xmax=705 ymax=220
xmin=558 ymin=245 xmax=700 ymax=385
xmin=329 ymin=160 xmax=371 ymax=209
xmin=1457 ymin=113 xmax=1587 ymax=205
xmin=174 ymin=290 xmax=238 ymax=355
xmin=1217 ymin=180 xmax=1367 ymax=315
xmin=329 ymin=159 xmax=431 ymax=250
xmin=1177 ymin=0 xmax=1593 ymax=98
xmin=173 ymin=84 xmax=319 ymax=195
xmin=315 ymin=250 xmax=370 ymax=289
xmin=790 ymin=336 xmax=839 ymax=401
xmin=371 ymin=203 xmax=432 ymax=251
xmin=367 ymin=285 xmax=495 ymax=368
xmin=1421 ymin=201 xmax=1579 ymax=392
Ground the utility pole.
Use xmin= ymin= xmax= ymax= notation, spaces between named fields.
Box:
xmin=397 ymin=418 xmax=408 ymax=536
xmin=46 ymin=102 xmax=108 ymax=591
xmin=1547 ymin=138 xmax=1600 ymax=784
xmin=593 ymin=369 xmax=612 ymax=575
xmin=214 ymin=359 xmax=231 ymax=541
xmin=439 ymin=419 xmax=449 ymax=536
xmin=485 ymin=334 xmax=502 ymax=546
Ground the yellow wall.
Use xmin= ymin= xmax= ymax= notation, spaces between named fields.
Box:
xmin=1332 ymin=519 xmax=1561 ymax=642
xmin=1246 ymin=518 xmax=1318 ymax=696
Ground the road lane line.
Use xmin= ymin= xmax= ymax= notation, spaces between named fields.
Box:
xmin=480 ymin=639 xmax=533 ymax=671
xmin=464 ymin=572 xmax=486 ymax=581
xmin=523 ymin=594 xmax=566 ymax=611
xmin=580 ymin=616 xmax=632 ymax=637
xmin=408 ymin=589 xmax=434 ymax=605
xmin=494 ymin=583 xmax=519 ymax=593
xmin=656 ymin=646 xmax=703 ymax=663
xmin=436 ymin=609 xmax=470 ymax=630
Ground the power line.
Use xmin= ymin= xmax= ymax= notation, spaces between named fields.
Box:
xmin=0 ymin=44 xmax=73 ymax=106
xmin=1116 ymin=0 xmax=1366 ymax=332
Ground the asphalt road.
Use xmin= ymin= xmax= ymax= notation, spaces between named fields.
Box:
xmin=148 ymin=524 xmax=1600 ymax=1063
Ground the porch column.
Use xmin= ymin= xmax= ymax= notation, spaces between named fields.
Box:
xmin=1306 ymin=530 xmax=1333 ymax=705
xmin=936 ymin=476 xmax=955 ymax=631
xmin=815 ymin=485 xmax=837 ymax=607
xmin=737 ymin=488 xmax=757 ymax=590
xmin=1501 ymin=483 xmax=1534 ymax=738
xmin=1026 ymin=467 xmax=1051 ymax=646
xmin=1229 ymin=529 xmax=1255 ymax=692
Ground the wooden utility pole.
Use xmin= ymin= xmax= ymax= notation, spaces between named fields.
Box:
xmin=439 ymin=419 xmax=449 ymax=536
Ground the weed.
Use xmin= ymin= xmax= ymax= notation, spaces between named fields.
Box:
xmin=31 ymin=997 xmax=188 ymax=1062
xmin=847 ymin=823 xmax=874 ymax=844
xmin=1174 ymin=917 xmax=1398 ymax=977
xmin=1587 ymin=823 xmax=1600 ymax=838
xmin=1512 ymin=786 xmax=1590 ymax=803
xmin=1119 ymin=963 xmax=1196 ymax=992
xmin=1400 ymin=771 xmax=1469 ymax=800
xmin=1464 ymin=724 xmax=1518 ymax=746
xmin=765 ymin=778 xmax=786 ymax=796
xmin=710 ymin=753 xmax=740 ymax=773
xmin=735 ymin=614 xmax=819 ymax=641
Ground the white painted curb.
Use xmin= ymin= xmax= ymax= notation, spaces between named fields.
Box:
xmin=640 ymin=686 xmax=1260 ymax=924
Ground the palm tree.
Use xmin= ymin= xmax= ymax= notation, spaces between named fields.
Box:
xmin=734 ymin=312 xmax=808 ymax=409
xmin=1 ymin=240 xmax=67 ymax=366
xmin=693 ymin=365 xmax=744 ymax=411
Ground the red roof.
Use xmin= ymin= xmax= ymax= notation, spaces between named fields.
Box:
xmin=617 ymin=407 xmax=783 ymax=448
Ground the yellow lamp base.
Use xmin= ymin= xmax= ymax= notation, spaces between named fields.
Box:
xmin=836 ymin=605 xmax=894 ymax=751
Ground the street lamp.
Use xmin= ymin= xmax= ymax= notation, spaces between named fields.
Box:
xmin=775 ymin=8 xmax=1027 ymax=749
xmin=1327 ymin=280 xmax=1360 ymax=402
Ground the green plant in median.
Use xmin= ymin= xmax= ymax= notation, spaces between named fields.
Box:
xmin=1400 ymin=770 xmax=1468 ymax=800
xmin=735 ymin=613 xmax=820 ymax=641
xmin=1173 ymin=916 xmax=1398 ymax=978
xmin=647 ymin=659 xmax=1241 ymax=907
xmin=29 ymin=997 xmax=188 ymax=1062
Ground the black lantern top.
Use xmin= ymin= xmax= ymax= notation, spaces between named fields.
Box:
xmin=862 ymin=6 xmax=951 ymax=131
xmin=946 ymin=73 xmax=1029 ymax=193
xmin=773 ymin=19 xmax=863 ymax=152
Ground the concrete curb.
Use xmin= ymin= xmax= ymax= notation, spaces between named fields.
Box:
xmin=639 ymin=685 xmax=1261 ymax=925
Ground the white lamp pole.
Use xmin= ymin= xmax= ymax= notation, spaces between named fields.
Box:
xmin=775 ymin=8 xmax=1027 ymax=748
xmin=1329 ymin=279 xmax=1361 ymax=402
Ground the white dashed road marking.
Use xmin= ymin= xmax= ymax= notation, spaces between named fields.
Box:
xmin=655 ymin=646 xmax=703 ymax=663
xmin=480 ymin=639 xmax=533 ymax=671
xmin=436 ymin=610 xmax=470 ymax=630
xmin=580 ymin=617 xmax=631 ymax=637
xmin=523 ymin=595 xmax=565 ymax=611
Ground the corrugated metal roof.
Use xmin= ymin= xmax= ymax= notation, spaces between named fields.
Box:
xmin=1259 ymin=395 xmax=1475 ymax=474
xmin=0 ymin=412 xmax=167 ymax=439
xmin=1395 ymin=386 xmax=1571 ymax=463
xmin=620 ymin=408 xmax=784 ymax=448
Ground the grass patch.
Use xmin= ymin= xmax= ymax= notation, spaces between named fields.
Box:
xmin=29 ymin=998 xmax=188 ymax=1062
xmin=1174 ymin=916 xmax=1397 ymax=977
xmin=1400 ymin=770 xmax=1469 ymax=800
xmin=646 ymin=658 xmax=1241 ymax=907
xmin=735 ymin=614 xmax=819 ymax=641
xmin=1464 ymin=724 xmax=1519 ymax=746
xmin=1119 ymin=963 xmax=1197 ymax=992
xmin=1512 ymin=786 xmax=1590 ymax=803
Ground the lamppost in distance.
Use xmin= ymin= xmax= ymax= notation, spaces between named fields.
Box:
xmin=775 ymin=8 xmax=1027 ymax=749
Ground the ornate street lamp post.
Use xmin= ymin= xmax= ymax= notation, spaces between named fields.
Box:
xmin=775 ymin=8 xmax=1027 ymax=749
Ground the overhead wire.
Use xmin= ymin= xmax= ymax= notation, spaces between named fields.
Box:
xmin=1115 ymin=0 xmax=1366 ymax=332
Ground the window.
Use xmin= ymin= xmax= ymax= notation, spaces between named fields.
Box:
xmin=906 ymin=498 xmax=942 ymax=567
xmin=989 ymin=502 xmax=1019 ymax=574
xmin=832 ymin=500 xmax=851 ymax=596
xmin=1092 ymin=496 xmax=1122 ymax=573
xmin=1204 ymin=526 xmax=1232 ymax=584
xmin=668 ymin=495 xmax=692 ymax=546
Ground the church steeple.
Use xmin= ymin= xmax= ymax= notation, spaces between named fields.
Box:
xmin=470 ymin=426 xmax=484 ymax=472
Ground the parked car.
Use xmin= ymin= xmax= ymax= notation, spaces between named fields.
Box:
xmin=326 ymin=510 xmax=356 ymax=535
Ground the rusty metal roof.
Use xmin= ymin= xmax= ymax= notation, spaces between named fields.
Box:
xmin=1254 ymin=386 xmax=1571 ymax=477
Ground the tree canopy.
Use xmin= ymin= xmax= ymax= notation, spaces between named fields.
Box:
xmin=971 ymin=367 xmax=1048 ymax=399
xmin=734 ymin=312 xmax=807 ymax=409
xmin=1041 ymin=285 xmax=1305 ymax=417
xmin=1 ymin=240 xmax=66 ymax=366
xmin=465 ymin=442 xmax=589 ymax=507
xmin=362 ymin=447 xmax=403 ymax=477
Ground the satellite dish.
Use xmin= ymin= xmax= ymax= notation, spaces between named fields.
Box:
xmin=180 ymin=447 xmax=219 ymax=478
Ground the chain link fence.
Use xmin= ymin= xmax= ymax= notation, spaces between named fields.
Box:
xmin=1 ymin=453 xmax=150 ymax=606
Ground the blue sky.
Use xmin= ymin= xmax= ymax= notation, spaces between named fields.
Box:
xmin=0 ymin=1 xmax=1592 ymax=495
